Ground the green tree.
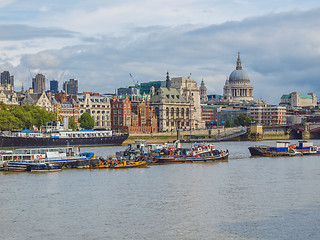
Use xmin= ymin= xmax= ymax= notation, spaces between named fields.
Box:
xmin=78 ymin=112 xmax=94 ymax=129
xmin=225 ymin=120 xmax=231 ymax=128
xmin=68 ymin=117 xmax=78 ymax=131
xmin=30 ymin=105 xmax=56 ymax=129
xmin=0 ymin=103 xmax=56 ymax=131
xmin=233 ymin=114 xmax=252 ymax=127
xmin=0 ymin=110 xmax=20 ymax=130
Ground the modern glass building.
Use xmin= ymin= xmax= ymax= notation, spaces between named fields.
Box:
xmin=140 ymin=81 xmax=164 ymax=95
xmin=50 ymin=80 xmax=58 ymax=93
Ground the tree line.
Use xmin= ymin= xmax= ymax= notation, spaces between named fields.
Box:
xmin=0 ymin=102 xmax=95 ymax=131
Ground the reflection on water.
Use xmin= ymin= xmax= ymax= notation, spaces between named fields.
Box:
xmin=1 ymin=140 xmax=320 ymax=239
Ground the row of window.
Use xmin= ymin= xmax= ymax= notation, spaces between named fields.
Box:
xmin=164 ymin=108 xmax=190 ymax=118
xmin=165 ymin=122 xmax=189 ymax=127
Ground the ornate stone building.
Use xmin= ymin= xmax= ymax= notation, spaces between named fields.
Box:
xmin=171 ymin=76 xmax=205 ymax=129
xmin=280 ymin=92 xmax=317 ymax=108
xmin=150 ymin=73 xmax=203 ymax=132
xmin=0 ymin=90 xmax=18 ymax=105
xmin=21 ymin=92 xmax=53 ymax=111
xmin=223 ymin=52 xmax=253 ymax=103
xmin=78 ymin=92 xmax=111 ymax=129
xmin=53 ymin=93 xmax=80 ymax=123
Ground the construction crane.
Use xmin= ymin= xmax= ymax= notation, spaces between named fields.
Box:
xmin=129 ymin=73 xmax=139 ymax=86
xmin=58 ymin=72 xmax=64 ymax=84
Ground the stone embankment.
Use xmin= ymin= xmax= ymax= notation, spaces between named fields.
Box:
xmin=123 ymin=127 xmax=240 ymax=144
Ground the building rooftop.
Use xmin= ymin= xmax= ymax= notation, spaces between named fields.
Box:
xmin=281 ymin=94 xmax=291 ymax=99
xmin=300 ymin=94 xmax=313 ymax=99
xmin=150 ymin=87 xmax=188 ymax=103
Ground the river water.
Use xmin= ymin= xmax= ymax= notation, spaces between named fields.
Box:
xmin=1 ymin=140 xmax=320 ymax=240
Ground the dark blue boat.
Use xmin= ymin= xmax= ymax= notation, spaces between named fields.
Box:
xmin=29 ymin=163 xmax=62 ymax=172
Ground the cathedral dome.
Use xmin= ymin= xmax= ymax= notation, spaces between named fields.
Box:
xmin=228 ymin=52 xmax=250 ymax=82
xmin=229 ymin=69 xmax=250 ymax=82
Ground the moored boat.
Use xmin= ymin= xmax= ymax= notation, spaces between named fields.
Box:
xmin=86 ymin=158 xmax=149 ymax=169
xmin=1 ymin=146 xmax=95 ymax=171
xmin=109 ymin=160 xmax=149 ymax=169
xmin=248 ymin=141 xmax=319 ymax=157
xmin=29 ymin=163 xmax=62 ymax=172
xmin=0 ymin=121 xmax=128 ymax=148
xmin=148 ymin=141 xmax=229 ymax=164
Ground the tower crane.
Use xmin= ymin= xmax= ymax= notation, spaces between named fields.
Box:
xmin=129 ymin=73 xmax=139 ymax=86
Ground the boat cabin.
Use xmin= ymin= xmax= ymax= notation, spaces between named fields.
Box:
xmin=296 ymin=141 xmax=313 ymax=150
xmin=0 ymin=146 xmax=77 ymax=163
xmin=270 ymin=141 xmax=290 ymax=152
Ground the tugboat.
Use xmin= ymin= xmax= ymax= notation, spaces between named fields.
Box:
xmin=152 ymin=142 xmax=229 ymax=164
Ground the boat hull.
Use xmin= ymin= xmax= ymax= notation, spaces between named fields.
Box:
xmin=0 ymin=134 xmax=128 ymax=148
xmin=153 ymin=152 xmax=229 ymax=164
xmin=110 ymin=161 xmax=149 ymax=168
xmin=3 ymin=162 xmax=29 ymax=172
xmin=248 ymin=146 xmax=301 ymax=157
xmin=29 ymin=164 xmax=62 ymax=172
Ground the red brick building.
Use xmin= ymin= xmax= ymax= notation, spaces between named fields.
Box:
xmin=129 ymin=99 xmax=157 ymax=133
xmin=111 ymin=96 xmax=131 ymax=132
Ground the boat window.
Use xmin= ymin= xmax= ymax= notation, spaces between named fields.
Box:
xmin=4 ymin=156 xmax=12 ymax=161
xmin=31 ymin=150 xmax=38 ymax=154
xmin=23 ymin=155 xmax=31 ymax=160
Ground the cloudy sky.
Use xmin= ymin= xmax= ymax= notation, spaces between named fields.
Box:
xmin=0 ymin=0 xmax=320 ymax=104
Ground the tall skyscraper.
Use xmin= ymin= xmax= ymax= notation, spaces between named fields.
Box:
xmin=50 ymin=80 xmax=58 ymax=93
xmin=32 ymin=74 xmax=46 ymax=93
xmin=63 ymin=79 xmax=78 ymax=95
xmin=1 ymin=71 xmax=14 ymax=85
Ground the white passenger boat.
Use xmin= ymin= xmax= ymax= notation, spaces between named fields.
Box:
xmin=0 ymin=146 xmax=95 ymax=171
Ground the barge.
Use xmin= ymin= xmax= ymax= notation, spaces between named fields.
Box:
xmin=248 ymin=141 xmax=320 ymax=157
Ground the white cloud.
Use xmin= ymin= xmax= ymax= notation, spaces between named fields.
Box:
xmin=0 ymin=3 xmax=320 ymax=104
xmin=39 ymin=6 xmax=49 ymax=12
xmin=0 ymin=0 xmax=13 ymax=8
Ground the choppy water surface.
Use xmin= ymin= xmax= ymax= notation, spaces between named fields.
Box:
xmin=1 ymin=140 xmax=320 ymax=240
